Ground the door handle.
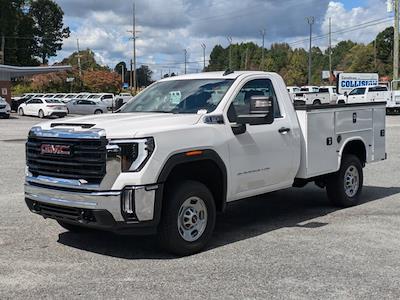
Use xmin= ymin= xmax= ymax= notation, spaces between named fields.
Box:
xmin=278 ymin=127 xmax=291 ymax=134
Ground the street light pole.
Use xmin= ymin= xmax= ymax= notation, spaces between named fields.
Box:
xmin=184 ymin=49 xmax=187 ymax=74
xmin=306 ymin=16 xmax=315 ymax=85
xmin=260 ymin=29 xmax=266 ymax=70
xmin=394 ymin=0 xmax=399 ymax=83
xmin=227 ymin=36 xmax=233 ymax=70
xmin=201 ymin=43 xmax=206 ymax=71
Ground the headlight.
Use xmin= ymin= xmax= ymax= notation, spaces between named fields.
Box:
xmin=108 ymin=137 xmax=155 ymax=172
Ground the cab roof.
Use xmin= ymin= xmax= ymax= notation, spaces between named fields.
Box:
xmin=159 ymin=71 xmax=273 ymax=81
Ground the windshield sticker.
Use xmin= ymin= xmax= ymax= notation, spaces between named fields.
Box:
xmin=169 ymin=91 xmax=181 ymax=104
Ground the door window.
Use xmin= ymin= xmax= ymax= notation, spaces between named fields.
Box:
xmin=228 ymin=79 xmax=281 ymax=122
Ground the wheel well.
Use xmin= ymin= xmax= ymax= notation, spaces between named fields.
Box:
xmin=342 ymin=140 xmax=366 ymax=165
xmin=164 ymin=160 xmax=226 ymax=212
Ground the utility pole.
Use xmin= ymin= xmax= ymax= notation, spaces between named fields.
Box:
xmin=374 ymin=39 xmax=377 ymax=70
xmin=0 ymin=35 xmax=5 ymax=64
xmin=394 ymin=0 xmax=399 ymax=84
xmin=127 ymin=1 xmax=139 ymax=93
xmin=328 ymin=17 xmax=332 ymax=84
xmin=260 ymin=29 xmax=266 ymax=70
xmin=130 ymin=59 xmax=133 ymax=89
xmin=76 ymin=39 xmax=82 ymax=77
xmin=306 ymin=16 xmax=315 ymax=85
xmin=184 ymin=49 xmax=187 ymax=74
xmin=227 ymin=36 xmax=233 ymax=70
xmin=201 ymin=43 xmax=206 ymax=71
xmin=121 ymin=64 xmax=125 ymax=85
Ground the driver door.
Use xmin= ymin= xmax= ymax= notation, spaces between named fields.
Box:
xmin=226 ymin=77 xmax=296 ymax=201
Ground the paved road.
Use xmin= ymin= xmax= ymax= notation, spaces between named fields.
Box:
xmin=0 ymin=114 xmax=399 ymax=299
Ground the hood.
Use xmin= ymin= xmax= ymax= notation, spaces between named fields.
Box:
xmin=38 ymin=112 xmax=204 ymax=139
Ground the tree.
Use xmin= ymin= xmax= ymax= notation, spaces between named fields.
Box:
xmin=29 ymin=0 xmax=70 ymax=64
xmin=83 ymin=70 xmax=120 ymax=93
xmin=136 ymin=65 xmax=153 ymax=87
xmin=375 ymin=26 xmax=394 ymax=63
xmin=61 ymin=49 xmax=108 ymax=71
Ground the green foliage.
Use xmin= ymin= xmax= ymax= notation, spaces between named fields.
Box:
xmin=29 ymin=0 xmax=70 ymax=64
xmin=206 ymin=27 xmax=397 ymax=85
xmin=0 ymin=0 xmax=68 ymax=66
xmin=61 ymin=49 xmax=109 ymax=71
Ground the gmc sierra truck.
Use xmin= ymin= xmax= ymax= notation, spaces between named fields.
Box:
xmin=25 ymin=71 xmax=386 ymax=255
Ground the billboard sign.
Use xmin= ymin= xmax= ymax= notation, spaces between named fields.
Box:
xmin=337 ymin=73 xmax=379 ymax=94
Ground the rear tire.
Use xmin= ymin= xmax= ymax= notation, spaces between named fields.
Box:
xmin=326 ymin=154 xmax=363 ymax=207
xmin=313 ymin=100 xmax=321 ymax=105
xmin=38 ymin=109 xmax=45 ymax=119
xmin=158 ymin=180 xmax=216 ymax=256
xmin=57 ymin=221 xmax=88 ymax=233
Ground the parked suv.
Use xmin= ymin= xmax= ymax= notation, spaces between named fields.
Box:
xmin=0 ymin=97 xmax=11 ymax=119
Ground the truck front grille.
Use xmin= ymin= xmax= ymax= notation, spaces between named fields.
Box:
xmin=0 ymin=105 xmax=6 ymax=109
xmin=26 ymin=136 xmax=107 ymax=184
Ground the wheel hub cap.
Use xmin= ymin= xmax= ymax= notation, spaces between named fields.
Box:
xmin=344 ymin=165 xmax=359 ymax=197
xmin=178 ymin=197 xmax=208 ymax=242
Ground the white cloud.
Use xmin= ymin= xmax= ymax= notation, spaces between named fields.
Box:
xmin=321 ymin=1 xmax=391 ymax=46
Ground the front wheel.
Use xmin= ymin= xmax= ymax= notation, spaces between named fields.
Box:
xmin=94 ymin=109 xmax=103 ymax=114
xmin=326 ymin=154 xmax=363 ymax=207
xmin=158 ymin=180 xmax=216 ymax=256
xmin=38 ymin=109 xmax=45 ymax=119
xmin=18 ymin=108 xmax=24 ymax=116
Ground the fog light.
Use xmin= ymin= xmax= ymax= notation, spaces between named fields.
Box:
xmin=121 ymin=188 xmax=137 ymax=221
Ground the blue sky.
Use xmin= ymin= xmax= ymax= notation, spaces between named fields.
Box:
xmin=52 ymin=0 xmax=390 ymax=77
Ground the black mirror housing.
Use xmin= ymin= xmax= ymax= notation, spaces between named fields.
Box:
xmin=236 ymin=96 xmax=274 ymax=125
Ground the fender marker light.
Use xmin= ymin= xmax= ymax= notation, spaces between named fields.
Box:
xmin=185 ymin=150 xmax=203 ymax=157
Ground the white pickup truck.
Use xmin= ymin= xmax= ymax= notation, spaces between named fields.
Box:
xmin=24 ymin=71 xmax=386 ymax=255
xmin=299 ymin=86 xmax=338 ymax=105
xmin=337 ymin=86 xmax=391 ymax=104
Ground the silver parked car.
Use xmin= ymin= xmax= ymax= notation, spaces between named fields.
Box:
xmin=66 ymin=99 xmax=108 ymax=115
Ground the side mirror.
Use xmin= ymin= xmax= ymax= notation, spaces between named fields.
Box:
xmin=344 ymin=92 xmax=348 ymax=97
xmin=236 ymin=96 xmax=274 ymax=125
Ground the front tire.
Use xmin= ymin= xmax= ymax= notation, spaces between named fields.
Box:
xmin=94 ymin=109 xmax=103 ymax=114
xmin=18 ymin=108 xmax=24 ymax=116
xmin=158 ymin=180 xmax=216 ymax=256
xmin=326 ymin=154 xmax=363 ymax=207
xmin=38 ymin=109 xmax=45 ymax=119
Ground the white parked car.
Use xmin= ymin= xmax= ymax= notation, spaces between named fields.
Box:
xmin=87 ymin=93 xmax=115 ymax=108
xmin=337 ymin=86 xmax=391 ymax=104
xmin=0 ymin=97 xmax=11 ymax=119
xmin=18 ymin=98 xmax=68 ymax=118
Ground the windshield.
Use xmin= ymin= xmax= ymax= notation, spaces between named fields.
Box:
xmin=45 ymin=99 xmax=62 ymax=103
xmin=120 ymin=79 xmax=234 ymax=114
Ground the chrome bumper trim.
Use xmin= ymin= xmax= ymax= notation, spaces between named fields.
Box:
xmin=25 ymin=183 xmax=124 ymax=221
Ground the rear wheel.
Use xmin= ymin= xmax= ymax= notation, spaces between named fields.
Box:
xmin=326 ymin=154 xmax=363 ymax=207
xmin=313 ymin=99 xmax=321 ymax=105
xmin=38 ymin=109 xmax=45 ymax=119
xmin=18 ymin=108 xmax=24 ymax=116
xmin=158 ymin=180 xmax=216 ymax=256
xmin=94 ymin=109 xmax=103 ymax=114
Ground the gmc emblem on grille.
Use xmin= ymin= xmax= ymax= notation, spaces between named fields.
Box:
xmin=40 ymin=144 xmax=71 ymax=156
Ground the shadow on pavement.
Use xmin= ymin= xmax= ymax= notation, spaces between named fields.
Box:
xmin=57 ymin=185 xmax=400 ymax=259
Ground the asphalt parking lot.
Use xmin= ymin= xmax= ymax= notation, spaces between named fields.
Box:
xmin=0 ymin=113 xmax=399 ymax=299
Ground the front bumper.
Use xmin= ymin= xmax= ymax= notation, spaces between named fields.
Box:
xmin=24 ymin=182 xmax=162 ymax=235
